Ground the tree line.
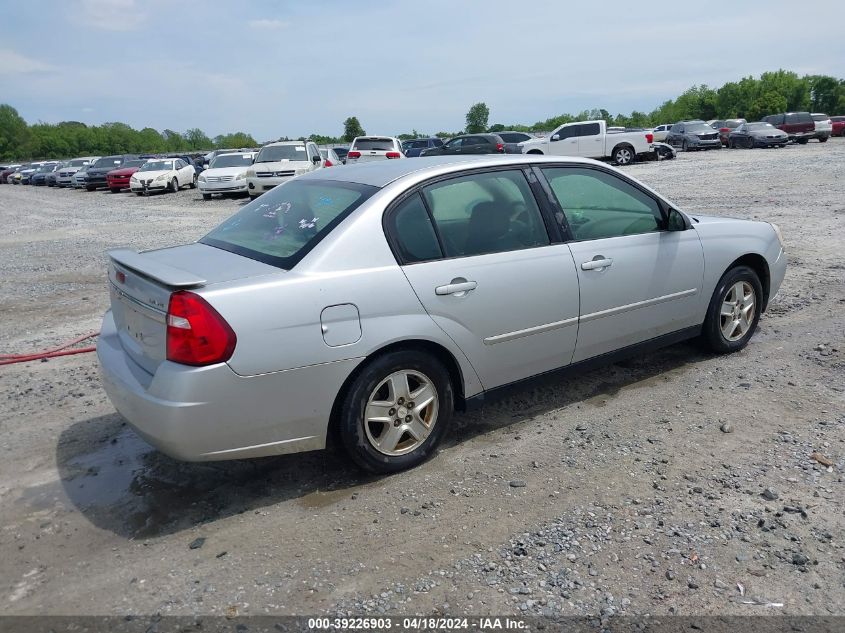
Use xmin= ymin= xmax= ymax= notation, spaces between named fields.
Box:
xmin=2 ymin=69 xmax=843 ymax=161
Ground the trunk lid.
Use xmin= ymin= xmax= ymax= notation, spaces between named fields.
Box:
xmin=107 ymin=243 xmax=281 ymax=375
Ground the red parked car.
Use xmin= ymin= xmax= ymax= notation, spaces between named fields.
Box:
xmin=831 ymin=116 xmax=845 ymax=137
xmin=762 ymin=112 xmax=814 ymax=144
xmin=106 ymin=159 xmax=146 ymax=193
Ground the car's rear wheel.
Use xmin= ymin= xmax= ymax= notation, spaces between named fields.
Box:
xmin=819 ymin=136 xmax=828 ymax=143
xmin=746 ymin=137 xmax=754 ymax=149
xmin=702 ymin=266 xmax=762 ymax=354
xmin=170 ymin=177 xmax=179 ymax=193
xmin=612 ymin=145 xmax=634 ymax=165
xmin=339 ymin=350 xmax=453 ymax=473
xmin=798 ymin=138 xmax=808 ymax=144
xmin=86 ymin=186 xmax=95 ymax=192
xmin=135 ymin=192 xmax=143 ymax=196
xmin=526 ymin=149 xmax=543 ymax=155
xmin=110 ymin=187 xmax=121 ymax=193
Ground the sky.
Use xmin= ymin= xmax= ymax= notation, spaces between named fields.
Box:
xmin=1 ymin=0 xmax=843 ymax=141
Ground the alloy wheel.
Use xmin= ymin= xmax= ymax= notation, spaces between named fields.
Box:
xmin=720 ymin=281 xmax=756 ymax=341
xmin=364 ymin=370 xmax=439 ymax=456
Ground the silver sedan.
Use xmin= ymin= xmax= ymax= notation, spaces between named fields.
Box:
xmin=98 ymin=155 xmax=787 ymax=473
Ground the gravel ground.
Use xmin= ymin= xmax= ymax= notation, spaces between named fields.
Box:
xmin=0 ymin=142 xmax=843 ymax=620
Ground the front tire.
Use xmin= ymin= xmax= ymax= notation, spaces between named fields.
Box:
xmin=190 ymin=174 xmax=198 ymax=188
xmin=338 ymin=350 xmax=454 ymax=473
xmin=110 ymin=187 xmax=121 ymax=193
xmin=202 ymin=193 xmax=211 ymax=200
xmin=681 ymin=139 xmax=688 ymax=152
xmin=170 ymin=177 xmax=179 ymax=193
xmin=702 ymin=266 xmax=763 ymax=354
xmin=526 ymin=149 xmax=543 ymax=155
xmin=819 ymin=136 xmax=828 ymax=143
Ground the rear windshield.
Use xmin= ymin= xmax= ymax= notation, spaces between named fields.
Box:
xmin=747 ymin=123 xmax=774 ymax=130
xmin=353 ymin=138 xmax=394 ymax=151
xmin=499 ymin=132 xmax=531 ymax=143
xmin=93 ymin=157 xmax=121 ymax=168
xmin=211 ymin=153 xmax=254 ymax=168
xmin=201 ymin=179 xmax=378 ymax=269
xmin=256 ymin=145 xmax=307 ymax=162
xmin=687 ymin=124 xmax=713 ymax=133
xmin=785 ymin=112 xmax=811 ymax=124
xmin=69 ymin=158 xmax=89 ymax=166
xmin=831 ymin=116 xmax=845 ymax=122
xmin=811 ymin=114 xmax=829 ymax=122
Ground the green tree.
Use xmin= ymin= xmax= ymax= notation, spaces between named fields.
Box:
xmin=487 ymin=123 xmax=505 ymax=133
xmin=184 ymin=128 xmax=212 ymax=150
xmin=342 ymin=116 xmax=365 ymax=142
xmin=747 ymin=91 xmax=788 ymax=121
xmin=0 ymin=104 xmax=30 ymax=160
xmin=465 ymin=102 xmax=490 ymax=133
xmin=805 ymin=75 xmax=841 ymax=113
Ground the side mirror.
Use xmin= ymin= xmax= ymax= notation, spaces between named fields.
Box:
xmin=312 ymin=155 xmax=321 ymax=164
xmin=666 ymin=208 xmax=689 ymax=231
xmin=551 ymin=134 xmax=560 ymax=141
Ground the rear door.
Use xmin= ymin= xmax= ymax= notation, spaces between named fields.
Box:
xmin=576 ymin=122 xmax=603 ymax=158
xmin=540 ymin=165 xmax=704 ymax=362
xmin=390 ymin=168 xmax=580 ymax=389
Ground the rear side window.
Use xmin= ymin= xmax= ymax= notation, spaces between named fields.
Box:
xmin=579 ymin=123 xmax=601 ymax=136
xmin=388 ymin=194 xmax=442 ymax=264
xmin=785 ymin=113 xmax=810 ymax=124
xmin=421 ymin=170 xmax=549 ymax=258
xmin=353 ymin=138 xmax=394 ymax=150
xmin=811 ymin=114 xmax=828 ymax=121
xmin=201 ymin=179 xmax=378 ymax=269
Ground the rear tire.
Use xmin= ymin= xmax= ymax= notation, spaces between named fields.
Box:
xmin=612 ymin=145 xmax=634 ymax=166
xmin=798 ymin=138 xmax=808 ymax=145
xmin=819 ymin=136 xmax=828 ymax=143
xmin=110 ymin=187 xmax=121 ymax=193
xmin=86 ymin=186 xmax=95 ymax=192
xmin=135 ymin=192 xmax=143 ymax=196
xmin=338 ymin=350 xmax=454 ymax=473
xmin=202 ymin=193 xmax=211 ymax=200
xmin=701 ymin=266 xmax=763 ymax=354
xmin=526 ymin=149 xmax=543 ymax=155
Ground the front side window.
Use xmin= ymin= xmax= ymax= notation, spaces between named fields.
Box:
xmin=388 ymin=194 xmax=443 ymax=264
xmin=554 ymin=126 xmax=577 ymax=140
xmin=202 ymin=179 xmax=377 ymax=269
xmin=421 ymin=170 xmax=549 ymax=258
xmin=542 ymin=167 xmax=662 ymax=241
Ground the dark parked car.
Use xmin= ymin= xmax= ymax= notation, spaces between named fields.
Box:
xmin=401 ymin=138 xmax=444 ymax=157
xmin=420 ymin=134 xmax=518 ymax=156
xmin=727 ymin=122 xmax=788 ymax=149
xmin=85 ymin=155 xmax=139 ymax=191
xmin=710 ymin=119 xmax=746 ymax=146
xmin=31 ymin=163 xmax=61 ymax=186
xmin=332 ymin=147 xmax=349 ymax=164
xmin=831 ymin=116 xmax=845 ymax=137
xmin=762 ymin=112 xmax=814 ymax=144
xmin=1 ymin=164 xmax=23 ymax=184
xmin=666 ymin=121 xmax=722 ymax=151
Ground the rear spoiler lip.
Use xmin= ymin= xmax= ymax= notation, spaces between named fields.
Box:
xmin=108 ymin=248 xmax=207 ymax=289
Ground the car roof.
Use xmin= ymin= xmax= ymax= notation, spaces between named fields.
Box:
xmin=263 ymin=141 xmax=308 ymax=147
xmin=298 ymin=154 xmax=602 ymax=188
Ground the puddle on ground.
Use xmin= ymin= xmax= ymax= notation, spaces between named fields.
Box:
xmin=298 ymin=487 xmax=357 ymax=509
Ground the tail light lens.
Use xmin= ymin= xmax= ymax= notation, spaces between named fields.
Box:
xmin=496 ymin=143 xmax=504 ymax=153
xmin=166 ymin=291 xmax=236 ymax=366
xmin=386 ymin=151 xmax=401 ymax=159
xmin=645 ymin=133 xmax=654 ymax=144
xmin=719 ymin=127 xmax=730 ymax=133
xmin=347 ymin=151 xmax=361 ymax=159
xmin=324 ymin=159 xmax=333 ymax=167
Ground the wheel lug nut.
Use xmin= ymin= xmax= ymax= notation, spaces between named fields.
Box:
xmin=388 ymin=408 xmax=396 ymax=416
xmin=407 ymin=402 xmax=414 ymax=408
xmin=405 ymin=415 xmax=412 ymax=422
xmin=397 ymin=397 xmax=405 ymax=405
xmin=394 ymin=419 xmax=401 ymax=427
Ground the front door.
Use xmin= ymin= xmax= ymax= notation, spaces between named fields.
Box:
xmin=387 ymin=168 xmax=580 ymax=389
xmin=548 ymin=124 xmax=580 ymax=157
xmin=540 ymin=165 xmax=705 ymax=362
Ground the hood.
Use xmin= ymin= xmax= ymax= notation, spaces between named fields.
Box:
xmin=132 ymin=169 xmax=173 ymax=179
xmin=88 ymin=165 xmax=120 ymax=175
xmin=253 ymin=159 xmax=311 ymax=171
xmin=109 ymin=166 xmax=140 ymax=176
xmin=203 ymin=166 xmax=250 ymax=177
xmin=750 ymin=129 xmax=787 ymax=137
xmin=688 ymin=214 xmax=753 ymax=226
xmin=519 ymin=137 xmax=546 ymax=147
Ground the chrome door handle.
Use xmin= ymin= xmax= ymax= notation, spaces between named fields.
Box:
xmin=581 ymin=258 xmax=613 ymax=271
xmin=435 ymin=281 xmax=477 ymax=296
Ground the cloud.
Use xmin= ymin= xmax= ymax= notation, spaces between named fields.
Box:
xmin=0 ymin=49 xmax=56 ymax=75
xmin=248 ymin=19 xmax=289 ymax=30
xmin=77 ymin=0 xmax=147 ymax=31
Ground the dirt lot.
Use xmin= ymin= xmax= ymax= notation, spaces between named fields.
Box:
xmin=1 ymin=143 xmax=843 ymax=621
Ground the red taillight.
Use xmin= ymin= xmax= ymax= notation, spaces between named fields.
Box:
xmin=496 ymin=143 xmax=504 ymax=153
xmin=347 ymin=150 xmax=361 ymax=159
xmin=386 ymin=151 xmax=401 ymax=159
xmin=166 ymin=291 xmax=236 ymax=366
xmin=719 ymin=127 xmax=730 ymax=133
xmin=324 ymin=159 xmax=333 ymax=167
xmin=645 ymin=133 xmax=654 ymax=144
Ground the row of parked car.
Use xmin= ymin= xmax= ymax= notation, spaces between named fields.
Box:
xmin=652 ymin=112 xmax=843 ymax=150
xmin=3 ymin=110 xmax=842 ymax=198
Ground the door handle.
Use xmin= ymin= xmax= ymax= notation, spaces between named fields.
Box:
xmin=435 ymin=280 xmax=477 ymax=296
xmin=581 ymin=257 xmax=613 ymax=271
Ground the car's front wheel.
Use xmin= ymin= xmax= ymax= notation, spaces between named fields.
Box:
xmin=202 ymin=193 xmax=211 ymax=200
xmin=702 ymin=266 xmax=763 ymax=354
xmin=190 ymin=174 xmax=198 ymax=188
xmin=170 ymin=177 xmax=179 ymax=193
xmin=339 ymin=350 xmax=453 ymax=473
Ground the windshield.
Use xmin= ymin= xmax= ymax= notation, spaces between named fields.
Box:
xmin=211 ymin=154 xmax=254 ymax=168
xmin=122 ymin=160 xmax=146 ymax=168
xmin=256 ymin=145 xmax=307 ymax=162
xmin=139 ymin=160 xmax=174 ymax=172
xmin=747 ymin=123 xmax=774 ymax=131
xmin=687 ymin=124 xmax=713 ymax=133
xmin=353 ymin=138 xmax=394 ymax=151
xmin=93 ymin=157 xmax=120 ymax=168
xmin=201 ymin=179 xmax=378 ymax=269
xmin=69 ymin=159 xmax=89 ymax=166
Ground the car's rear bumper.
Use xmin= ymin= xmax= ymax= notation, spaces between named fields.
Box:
xmin=97 ymin=310 xmax=362 ymax=461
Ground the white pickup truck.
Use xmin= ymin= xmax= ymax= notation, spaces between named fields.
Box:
xmin=520 ymin=120 xmax=653 ymax=165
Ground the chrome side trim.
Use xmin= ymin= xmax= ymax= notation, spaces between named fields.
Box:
xmin=483 ymin=316 xmax=579 ymax=346
xmin=580 ymin=288 xmax=698 ymax=323
xmin=110 ymin=283 xmax=167 ymax=323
